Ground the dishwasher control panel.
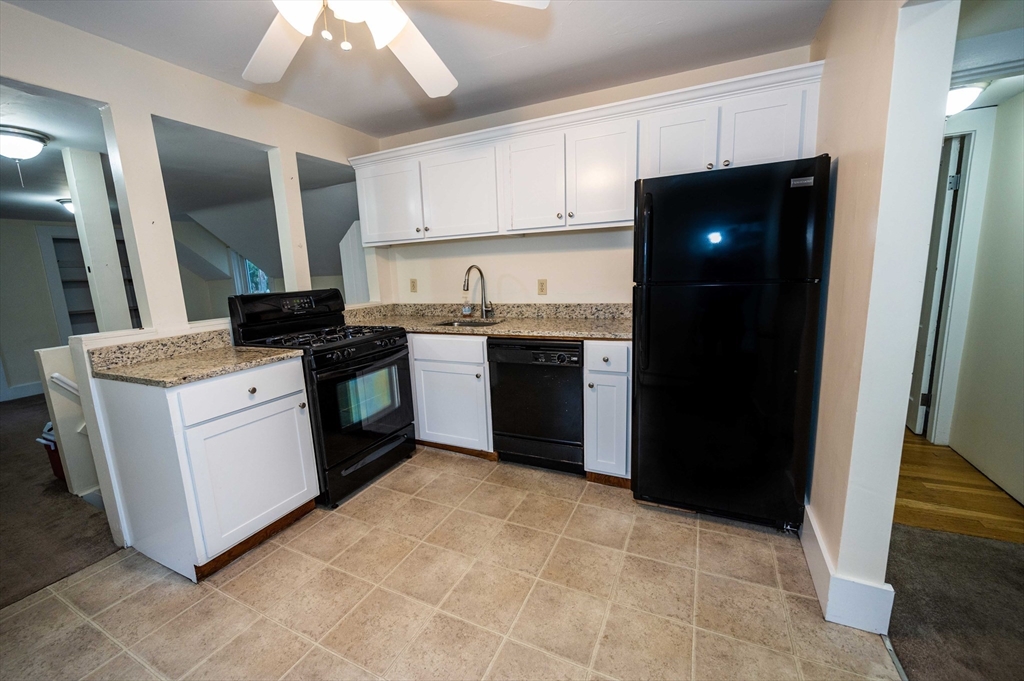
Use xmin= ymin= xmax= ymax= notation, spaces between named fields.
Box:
xmin=531 ymin=350 xmax=580 ymax=366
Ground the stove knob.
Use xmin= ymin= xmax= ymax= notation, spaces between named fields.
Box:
xmin=327 ymin=351 xmax=341 ymax=362
xmin=555 ymin=353 xmax=567 ymax=364
xmin=389 ymin=337 xmax=399 ymax=346
xmin=342 ymin=348 xmax=355 ymax=359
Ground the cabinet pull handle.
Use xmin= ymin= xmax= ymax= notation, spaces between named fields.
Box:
xmin=424 ymin=226 xmax=430 ymax=232
xmin=602 ymin=356 xmax=609 ymax=362
xmin=416 ymin=228 xmax=422 ymax=232
xmin=248 ymin=387 xmax=257 ymax=395
xmin=568 ymin=211 xmax=574 ymax=218
xmin=588 ymin=382 xmax=595 ymax=389
xmin=723 ymin=159 xmax=731 ymax=167
xmin=556 ymin=213 xmax=563 ymax=219
xmin=298 ymin=402 xmax=306 ymax=409
xmin=475 ymin=373 xmax=482 ymax=379
xmin=706 ymin=162 xmax=714 ymax=170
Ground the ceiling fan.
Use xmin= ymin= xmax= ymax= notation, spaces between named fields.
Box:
xmin=243 ymin=0 xmax=550 ymax=98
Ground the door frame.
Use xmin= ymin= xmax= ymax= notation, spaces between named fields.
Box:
xmin=916 ymin=108 xmax=997 ymax=445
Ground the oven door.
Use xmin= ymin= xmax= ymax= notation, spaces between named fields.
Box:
xmin=313 ymin=347 xmax=414 ymax=470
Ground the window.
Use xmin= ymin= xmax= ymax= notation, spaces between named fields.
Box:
xmin=245 ymin=259 xmax=270 ymax=294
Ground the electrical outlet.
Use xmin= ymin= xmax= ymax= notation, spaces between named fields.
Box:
xmin=538 ymin=279 xmax=548 ymax=295
xmin=410 ymin=278 xmax=418 ymax=293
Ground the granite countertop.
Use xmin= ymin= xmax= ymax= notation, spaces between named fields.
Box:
xmin=346 ymin=303 xmax=632 ymax=341
xmin=90 ymin=329 xmax=302 ymax=388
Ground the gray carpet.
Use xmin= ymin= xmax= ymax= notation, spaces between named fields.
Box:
xmin=886 ymin=523 xmax=1024 ymax=681
xmin=0 ymin=395 xmax=118 ymax=608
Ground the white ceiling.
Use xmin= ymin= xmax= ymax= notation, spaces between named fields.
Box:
xmin=8 ymin=0 xmax=831 ymax=137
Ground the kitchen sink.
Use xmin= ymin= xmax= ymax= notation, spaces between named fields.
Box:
xmin=435 ymin=320 xmax=503 ymax=327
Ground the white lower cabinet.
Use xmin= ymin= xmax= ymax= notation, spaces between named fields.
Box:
xmin=584 ymin=341 xmax=632 ymax=479
xmin=410 ymin=334 xmax=492 ymax=452
xmin=96 ymin=358 xmax=318 ymax=580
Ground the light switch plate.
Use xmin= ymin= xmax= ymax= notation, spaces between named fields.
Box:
xmin=538 ymin=279 xmax=548 ymax=295
xmin=410 ymin=278 xmax=418 ymax=293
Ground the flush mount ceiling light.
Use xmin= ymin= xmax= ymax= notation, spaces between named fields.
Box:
xmin=244 ymin=0 xmax=550 ymax=98
xmin=946 ymin=83 xmax=988 ymax=117
xmin=0 ymin=125 xmax=52 ymax=187
xmin=56 ymin=198 xmax=75 ymax=214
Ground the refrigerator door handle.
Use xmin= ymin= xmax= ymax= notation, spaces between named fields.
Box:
xmin=633 ymin=189 xmax=653 ymax=283
xmin=638 ymin=286 xmax=650 ymax=371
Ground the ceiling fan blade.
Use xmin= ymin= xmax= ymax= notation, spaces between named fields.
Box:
xmin=243 ymin=13 xmax=306 ymax=84
xmin=492 ymin=0 xmax=551 ymax=8
xmin=387 ymin=21 xmax=458 ymax=98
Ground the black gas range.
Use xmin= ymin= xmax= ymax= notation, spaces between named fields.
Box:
xmin=229 ymin=289 xmax=415 ymax=506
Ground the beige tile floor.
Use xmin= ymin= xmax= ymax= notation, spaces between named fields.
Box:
xmin=0 ymin=446 xmax=901 ymax=681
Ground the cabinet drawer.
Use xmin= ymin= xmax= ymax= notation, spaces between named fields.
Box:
xmin=178 ymin=358 xmax=305 ymax=427
xmin=411 ymin=334 xmax=486 ymax=365
xmin=585 ymin=341 xmax=630 ymax=374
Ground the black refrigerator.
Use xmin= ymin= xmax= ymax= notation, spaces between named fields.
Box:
xmin=631 ymin=155 xmax=831 ymax=530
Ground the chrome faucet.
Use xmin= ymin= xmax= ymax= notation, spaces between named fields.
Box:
xmin=463 ymin=265 xmax=491 ymax=319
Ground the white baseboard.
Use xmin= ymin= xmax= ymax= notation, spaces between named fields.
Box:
xmin=0 ymin=379 xmax=43 ymax=402
xmin=802 ymin=507 xmax=895 ymax=634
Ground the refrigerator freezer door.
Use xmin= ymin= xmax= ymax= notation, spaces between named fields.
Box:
xmin=633 ymin=156 xmax=829 ymax=285
xmin=632 ymin=281 xmax=821 ymax=527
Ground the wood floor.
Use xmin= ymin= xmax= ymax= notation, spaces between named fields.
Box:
xmin=894 ymin=428 xmax=1024 ymax=543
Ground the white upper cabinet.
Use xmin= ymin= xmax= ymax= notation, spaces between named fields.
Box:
xmin=639 ymin=104 xmax=720 ymax=178
xmin=719 ymin=88 xmax=805 ymax=169
xmin=565 ymin=119 xmax=638 ymax=226
xmin=356 ymin=159 xmax=424 ymax=244
xmin=351 ymin=64 xmax=820 ymax=245
xmin=507 ymin=132 xmax=566 ymax=231
xmin=421 ymin=145 xmax=500 ymax=239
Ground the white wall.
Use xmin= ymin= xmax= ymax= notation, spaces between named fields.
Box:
xmin=0 ymin=219 xmax=63 ymax=392
xmin=949 ymin=90 xmax=1024 ymax=503
xmin=387 ymin=227 xmax=632 ymax=304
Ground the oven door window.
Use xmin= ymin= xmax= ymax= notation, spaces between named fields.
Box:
xmin=337 ymin=366 xmax=400 ymax=428
xmin=316 ymin=352 xmax=414 ymax=469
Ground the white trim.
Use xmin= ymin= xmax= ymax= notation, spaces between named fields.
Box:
xmin=927 ymin=108 xmax=997 ymax=445
xmin=951 ymin=28 xmax=1024 ymax=86
xmin=350 ymin=62 xmax=824 ymax=166
xmin=802 ymin=507 xmax=896 ymax=635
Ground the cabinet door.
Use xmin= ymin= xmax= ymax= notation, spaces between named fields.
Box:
xmin=414 ymin=360 xmax=490 ymax=451
xmin=185 ymin=393 xmax=318 ymax=558
xmin=719 ymin=88 xmax=805 ymax=169
xmin=421 ymin=146 xmax=499 ymax=239
xmin=584 ymin=371 xmax=630 ymax=478
xmin=508 ymin=132 xmax=566 ymax=231
xmin=639 ymin=105 xmax=720 ymax=178
xmin=356 ymin=159 xmax=424 ymax=244
xmin=566 ymin=119 xmax=638 ymax=226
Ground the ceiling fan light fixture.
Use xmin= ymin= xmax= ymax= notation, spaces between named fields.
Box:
xmin=57 ymin=198 xmax=75 ymax=214
xmin=272 ymin=0 xmax=323 ymax=37
xmin=328 ymin=0 xmax=407 ymax=49
xmin=0 ymin=127 xmax=49 ymax=160
xmin=946 ymin=83 xmax=987 ymax=117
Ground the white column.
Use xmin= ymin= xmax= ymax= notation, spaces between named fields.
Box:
xmin=99 ymin=105 xmax=188 ymax=331
xmin=268 ymin=147 xmax=312 ymax=291
xmin=61 ymin=147 xmax=133 ymax=332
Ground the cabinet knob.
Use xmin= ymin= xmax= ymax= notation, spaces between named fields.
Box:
xmin=298 ymin=402 xmax=306 ymax=409
xmin=475 ymin=373 xmax=481 ymax=379
xmin=602 ymin=356 xmax=609 ymax=362
xmin=588 ymin=382 xmax=595 ymax=389
xmin=424 ymin=226 xmax=430 ymax=232
xmin=556 ymin=213 xmax=563 ymax=219
xmin=706 ymin=163 xmax=714 ymax=170
xmin=415 ymin=227 xmax=422 ymax=232
xmin=723 ymin=159 xmax=731 ymax=167
xmin=248 ymin=387 xmax=257 ymax=395
xmin=568 ymin=211 xmax=574 ymax=218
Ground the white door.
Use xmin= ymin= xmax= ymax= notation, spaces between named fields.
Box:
xmin=508 ymin=132 xmax=566 ymax=231
xmin=421 ymin=146 xmax=500 ymax=239
xmin=907 ymin=137 xmax=960 ymax=434
xmin=566 ymin=118 xmax=638 ymax=226
xmin=719 ymin=88 xmax=805 ymax=169
xmin=356 ymin=159 xmax=424 ymax=244
xmin=184 ymin=394 xmax=318 ymax=558
xmin=639 ymin=105 xmax=720 ymax=178
xmin=414 ymin=360 xmax=490 ymax=451
xmin=584 ymin=370 xmax=630 ymax=477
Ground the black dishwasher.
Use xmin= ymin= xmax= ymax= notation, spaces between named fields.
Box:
xmin=488 ymin=339 xmax=584 ymax=474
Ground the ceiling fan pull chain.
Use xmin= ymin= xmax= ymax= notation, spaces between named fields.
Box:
xmin=340 ymin=20 xmax=352 ymax=51
xmin=320 ymin=0 xmax=333 ymax=41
